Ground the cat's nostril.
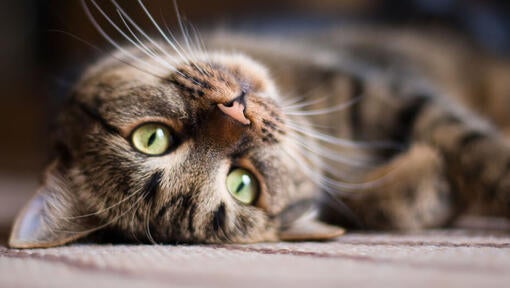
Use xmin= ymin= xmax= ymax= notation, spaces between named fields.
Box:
xmin=224 ymin=91 xmax=247 ymax=107
xmin=222 ymin=101 xmax=235 ymax=108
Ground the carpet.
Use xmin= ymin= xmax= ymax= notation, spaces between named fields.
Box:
xmin=1 ymin=175 xmax=509 ymax=288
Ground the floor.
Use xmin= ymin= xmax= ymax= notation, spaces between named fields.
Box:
xmin=1 ymin=175 xmax=510 ymax=288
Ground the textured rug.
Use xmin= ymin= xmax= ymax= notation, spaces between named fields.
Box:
xmin=1 ymin=175 xmax=510 ymax=288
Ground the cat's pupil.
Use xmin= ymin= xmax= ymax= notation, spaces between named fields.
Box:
xmin=236 ymin=174 xmax=252 ymax=194
xmin=235 ymin=181 xmax=246 ymax=194
xmin=147 ymin=132 xmax=157 ymax=147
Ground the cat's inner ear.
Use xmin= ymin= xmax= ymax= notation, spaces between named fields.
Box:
xmin=9 ymin=163 xmax=95 ymax=248
xmin=278 ymin=217 xmax=345 ymax=241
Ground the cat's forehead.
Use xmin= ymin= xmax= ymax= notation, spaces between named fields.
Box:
xmin=74 ymin=52 xmax=277 ymax=128
xmin=81 ymin=51 xmax=274 ymax=95
xmin=75 ymin=69 xmax=187 ymax=130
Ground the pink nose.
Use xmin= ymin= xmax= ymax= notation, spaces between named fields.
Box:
xmin=217 ymin=100 xmax=251 ymax=125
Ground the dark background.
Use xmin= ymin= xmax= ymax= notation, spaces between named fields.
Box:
xmin=1 ymin=0 xmax=509 ymax=175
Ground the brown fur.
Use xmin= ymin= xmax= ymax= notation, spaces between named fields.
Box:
xmin=9 ymin=26 xmax=510 ymax=248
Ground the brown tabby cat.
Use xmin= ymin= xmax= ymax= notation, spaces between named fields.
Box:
xmin=9 ymin=1 xmax=510 ymax=248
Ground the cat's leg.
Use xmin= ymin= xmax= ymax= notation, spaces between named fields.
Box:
xmin=478 ymin=61 xmax=510 ymax=136
xmin=412 ymin=102 xmax=510 ymax=218
xmin=320 ymin=83 xmax=510 ymax=229
xmin=320 ymin=143 xmax=458 ymax=230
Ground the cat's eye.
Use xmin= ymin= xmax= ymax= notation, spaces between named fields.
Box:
xmin=226 ymin=168 xmax=259 ymax=205
xmin=131 ymin=123 xmax=172 ymax=155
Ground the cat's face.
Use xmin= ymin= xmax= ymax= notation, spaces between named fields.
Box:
xmin=70 ymin=52 xmax=316 ymax=244
xmin=9 ymin=50 xmax=343 ymax=248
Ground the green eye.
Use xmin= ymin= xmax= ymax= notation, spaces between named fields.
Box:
xmin=131 ymin=123 xmax=172 ymax=155
xmin=226 ymin=168 xmax=259 ymax=205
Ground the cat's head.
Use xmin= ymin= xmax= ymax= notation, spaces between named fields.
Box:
xmin=9 ymin=49 xmax=343 ymax=248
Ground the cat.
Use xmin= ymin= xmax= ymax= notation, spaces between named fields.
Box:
xmin=8 ymin=1 xmax=510 ymax=248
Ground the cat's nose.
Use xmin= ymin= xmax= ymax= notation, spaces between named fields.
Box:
xmin=217 ymin=96 xmax=251 ymax=125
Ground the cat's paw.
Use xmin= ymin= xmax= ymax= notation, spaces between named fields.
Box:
xmin=340 ymin=144 xmax=457 ymax=230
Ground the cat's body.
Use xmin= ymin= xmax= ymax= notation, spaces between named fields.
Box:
xmin=208 ymin=28 xmax=510 ymax=229
xmin=209 ymin=28 xmax=510 ymax=227
xmin=8 ymin=19 xmax=510 ymax=247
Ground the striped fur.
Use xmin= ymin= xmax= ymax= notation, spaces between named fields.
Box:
xmin=9 ymin=26 xmax=510 ymax=247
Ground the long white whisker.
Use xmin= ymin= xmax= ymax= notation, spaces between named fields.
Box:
xmin=110 ymin=0 xmax=181 ymax=65
xmin=285 ymin=118 xmax=338 ymax=130
xmin=82 ymin=0 xmax=166 ymax=75
xmin=278 ymin=94 xmax=301 ymax=107
xmin=61 ymin=190 xmax=140 ymax=220
xmin=286 ymin=133 xmax=375 ymax=168
xmin=283 ymin=147 xmax=347 ymax=194
xmin=173 ymin=0 xmax=193 ymax=55
xmin=188 ymin=21 xmax=208 ymax=57
xmin=90 ymin=0 xmax=178 ymax=72
xmin=159 ymin=11 xmax=208 ymax=77
xmin=110 ymin=0 xmax=194 ymax=80
xmin=90 ymin=0 xmax=158 ymax=65
xmin=116 ymin=9 xmax=176 ymax=70
xmin=48 ymin=29 xmax=166 ymax=80
xmin=159 ymin=9 xmax=195 ymax=62
xmin=168 ymin=1 xmax=209 ymax=75
xmin=286 ymin=137 xmax=365 ymax=178
xmin=135 ymin=0 xmax=190 ymax=63
xmin=285 ymin=122 xmax=401 ymax=150
xmin=56 ymin=191 xmax=148 ymax=235
xmin=284 ymin=146 xmax=383 ymax=192
xmin=143 ymin=194 xmax=157 ymax=244
xmin=109 ymin=0 xmax=185 ymax=64
xmin=282 ymin=97 xmax=328 ymax=111
xmin=129 ymin=194 xmax=145 ymax=243
xmin=284 ymin=96 xmax=362 ymax=116
xmin=181 ymin=20 xmax=199 ymax=61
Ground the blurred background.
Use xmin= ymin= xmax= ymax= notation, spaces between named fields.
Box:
xmin=0 ymin=0 xmax=509 ymax=231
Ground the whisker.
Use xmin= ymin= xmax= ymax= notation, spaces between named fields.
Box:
xmin=283 ymin=96 xmax=362 ymax=116
xmin=116 ymin=9 xmax=176 ymax=70
xmin=134 ymin=0 xmax=190 ymax=63
xmin=143 ymin=193 xmax=157 ymax=244
xmin=109 ymin=0 xmax=185 ymax=64
xmin=283 ymin=146 xmax=374 ymax=193
xmin=180 ymin=18 xmax=210 ymax=76
xmin=55 ymin=191 xmax=148 ymax=236
xmin=111 ymin=2 xmax=179 ymax=66
xmin=88 ymin=0 xmax=170 ymax=69
xmin=60 ymin=190 xmax=140 ymax=220
xmin=48 ymin=29 xmax=167 ymax=80
xmin=286 ymin=133 xmax=376 ymax=168
xmin=181 ymin=20 xmax=199 ymax=61
xmin=281 ymin=96 xmax=328 ymax=111
xmin=287 ymin=137 xmax=401 ymax=192
xmin=110 ymin=0 xmax=193 ymax=79
xmin=81 ymin=0 xmax=166 ymax=75
xmin=173 ymin=0 xmax=193 ymax=55
xmin=279 ymin=94 xmax=302 ymax=107
xmin=160 ymin=9 xmax=195 ymax=62
xmin=160 ymin=8 xmax=208 ymax=76
xmin=282 ymin=147 xmax=350 ymax=196
xmin=285 ymin=118 xmax=338 ymax=130
xmin=285 ymin=122 xmax=402 ymax=150
xmin=287 ymin=137 xmax=364 ymax=177
xmin=129 ymin=194 xmax=145 ymax=243
xmin=167 ymin=0 xmax=209 ymax=75
xmin=188 ymin=21 xmax=208 ymax=58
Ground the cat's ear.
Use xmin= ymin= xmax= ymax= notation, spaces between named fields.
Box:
xmin=9 ymin=163 xmax=95 ymax=248
xmin=278 ymin=217 xmax=345 ymax=241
